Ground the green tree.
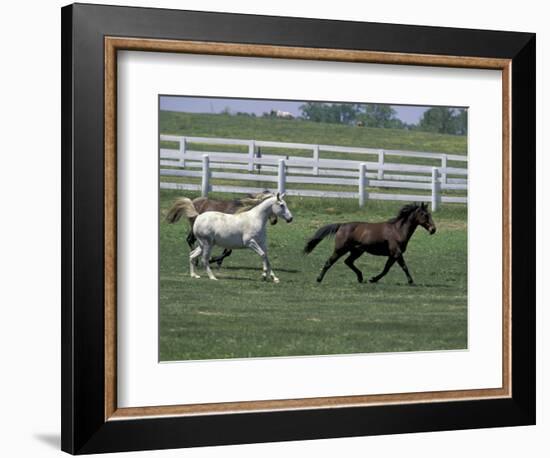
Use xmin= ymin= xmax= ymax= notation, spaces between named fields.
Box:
xmin=298 ymin=102 xmax=421 ymax=130
xmin=299 ymin=102 xmax=323 ymax=122
xmin=453 ymin=109 xmax=468 ymax=135
xmin=334 ymin=103 xmax=361 ymax=124
xmin=418 ymin=107 xmax=467 ymax=135
xmin=299 ymin=102 xmax=360 ymax=124
xmin=356 ymin=105 xmax=399 ymax=128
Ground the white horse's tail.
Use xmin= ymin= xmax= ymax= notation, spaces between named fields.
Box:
xmin=165 ymin=197 xmax=199 ymax=224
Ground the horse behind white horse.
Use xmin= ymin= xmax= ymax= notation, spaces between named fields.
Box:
xmin=172 ymin=193 xmax=293 ymax=282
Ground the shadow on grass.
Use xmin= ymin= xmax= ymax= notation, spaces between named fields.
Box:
xmin=209 ymin=275 xmax=272 ymax=282
xmin=222 ymin=265 xmax=300 ymax=273
xmin=367 ymin=282 xmax=453 ymax=288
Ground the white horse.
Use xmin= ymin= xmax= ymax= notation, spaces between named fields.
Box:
xmin=176 ymin=193 xmax=293 ymax=282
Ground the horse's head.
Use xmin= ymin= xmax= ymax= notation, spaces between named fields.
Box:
xmin=272 ymin=193 xmax=293 ymax=223
xmin=415 ymin=202 xmax=436 ymax=234
xmin=253 ymin=192 xmax=279 ymax=225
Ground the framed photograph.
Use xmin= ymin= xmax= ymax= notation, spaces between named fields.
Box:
xmin=61 ymin=3 xmax=536 ymax=454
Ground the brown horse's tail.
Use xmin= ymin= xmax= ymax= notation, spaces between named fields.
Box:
xmin=165 ymin=197 xmax=199 ymax=224
xmin=303 ymin=223 xmax=341 ymax=254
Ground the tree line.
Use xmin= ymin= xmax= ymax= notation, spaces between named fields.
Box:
xmin=297 ymin=102 xmax=467 ymax=135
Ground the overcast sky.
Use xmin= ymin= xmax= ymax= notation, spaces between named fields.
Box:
xmin=159 ymin=96 xmax=438 ymax=124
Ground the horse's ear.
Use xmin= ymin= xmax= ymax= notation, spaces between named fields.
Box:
xmin=421 ymin=202 xmax=427 ymax=210
xmin=276 ymin=192 xmax=280 ymax=201
xmin=280 ymin=192 xmax=286 ymax=199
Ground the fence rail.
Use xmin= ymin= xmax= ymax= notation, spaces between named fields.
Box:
xmin=160 ymin=135 xmax=468 ymax=210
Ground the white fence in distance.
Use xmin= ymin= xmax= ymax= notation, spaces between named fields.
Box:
xmin=160 ymin=135 xmax=468 ymax=210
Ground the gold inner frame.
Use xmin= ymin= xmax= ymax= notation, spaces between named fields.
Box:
xmin=104 ymin=37 xmax=512 ymax=421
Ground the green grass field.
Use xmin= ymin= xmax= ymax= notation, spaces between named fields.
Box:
xmin=160 ymin=111 xmax=467 ymax=155
xmin=159 ymin=111 xmax=468 ymax=361
xmin=159 ymin=190 xmax=467 ymax=361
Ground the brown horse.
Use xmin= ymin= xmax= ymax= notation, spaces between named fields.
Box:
xmin=303 ymin=202 xmax=436 ymax=284
xmin=166 ymin=193 xmax=277 ymax=266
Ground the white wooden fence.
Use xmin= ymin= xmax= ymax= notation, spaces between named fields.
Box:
xmin=160 ymin=135 xmax=468 ymax=210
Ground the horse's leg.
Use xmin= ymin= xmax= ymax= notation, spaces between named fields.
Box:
xmin=344 ymin=249 xmax=364 ymax=283
xmin=209 ymin=249 xmax=232 ymax=268
xmin=187 ymin=230 xmax=201 ymax=266
xmin=369 ymin=256 xmax=397 ymax=283
xmin=201 ymin=243 xmax=218 ymax=281
xmin=259 ymin=240 xmax=280 ymax=283
xmin=248 ymin=239 xmax=278 ymax=283
xmin=396 ymin=255 xmax=414 ymax=285
xmin=317 ymin=247 xmax=348 ymax=283
xmin=186 ymin=231 xmax=196 ymax=249
xmin=189 ymin=246 xmax=202 ymax=279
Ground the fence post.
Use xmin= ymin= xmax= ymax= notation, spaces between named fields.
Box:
xmin=256 ymin=146 xmax=262 ymax=173
xmin=440 ymin=155 xmax=447 ymax=185
xmin=358 ymin=163 xmax=368 ymax=207
xmin=313 ymin=145 xmax=320 ymax=176
xmin=201 ymin=154 xmax=210 ymax=197
xmin=178 ymin=137 xmax=187 ymax=168
xmin=431 ymin=167 xmax=441 ymax=211
xmin=248 ymin=140 xmax=255 ymax=172
xmin=377 ymin=150 xmax=384 ymax=180
xmin=278 ymin=159 xmax=286 ymax=194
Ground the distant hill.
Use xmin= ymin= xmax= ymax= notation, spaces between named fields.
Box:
xmin=160 ymin=111 xmax=467 ymax=155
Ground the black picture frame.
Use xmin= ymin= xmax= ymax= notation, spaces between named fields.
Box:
xmin=61 ymin=3 xmax=535 ymax=454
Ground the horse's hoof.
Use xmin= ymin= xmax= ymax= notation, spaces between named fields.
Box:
xmin=316 ymin=277 xmax=322 ymax=283
xmin=369 ymin=277 xmax=378 ymax=283
xmin=272 ymin=277 xmax=280 ymax=283
xmin=357 ymin=277 xmax=363 ymax=283
xmin=208 ymin=277 xmax=218 ymax=281
xmin=190 ymin=274 xmax=200 ymax=279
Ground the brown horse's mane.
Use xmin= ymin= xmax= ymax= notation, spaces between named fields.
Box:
xmin=234 ymin=193 xmax=274 ymax=214
xmin=192 ymin=192 xmax=272 ymax=212
xmin=387 ymin=203 xmax=422 ymax=224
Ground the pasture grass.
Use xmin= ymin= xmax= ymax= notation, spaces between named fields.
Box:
xmin=160 ymin=111 xmax=467 ymax=155
xmin=159 ymin=190 xmax=467 ymax=361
